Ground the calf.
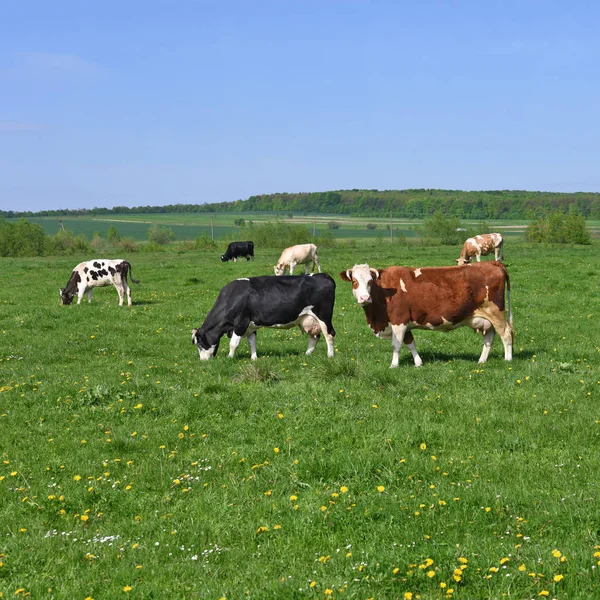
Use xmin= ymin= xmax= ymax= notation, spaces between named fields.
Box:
xmin=221 ymin=241 xmax=254 ymax=262
xmin=274 ymin=243 xmax=321 ymax=275
xmin=456 ymin=233 xmax=503 ymax=265
xmin=340 ymin=262 xmax=513 ymax=368
xmin=192 ymin=274 xmax=336 ymax=360
xmin=60 ymin=259 xmax=140 ymax=306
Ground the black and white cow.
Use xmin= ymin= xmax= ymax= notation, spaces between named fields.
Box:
xmin=60 ymin=259 xmax=140 ymax=306
xmin=192 ymin=274 xmax=336 ymax=360
xmin=221 ymin=241 xmax=254 ymax=262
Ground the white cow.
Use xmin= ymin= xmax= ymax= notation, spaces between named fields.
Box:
xmin=274 ymin=243 xmax=321 ymax=276
xmin=456 ymin=233 xmax=504 ymax=265
xmin=60 ymin=259 xmax=140 ymax=306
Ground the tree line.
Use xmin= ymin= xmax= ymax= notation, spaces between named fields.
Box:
xmin=2 ymin=188 xmax=600 ymax=220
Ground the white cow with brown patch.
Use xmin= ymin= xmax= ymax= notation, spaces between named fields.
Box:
xmin=456 ymin=233 xmax=503 ymax=265
xmin=274 ymin=243 xmax=321 ymax=275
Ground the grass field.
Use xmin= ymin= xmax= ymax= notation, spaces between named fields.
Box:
xmin=1 ymin=241 xmax=599 ymax=599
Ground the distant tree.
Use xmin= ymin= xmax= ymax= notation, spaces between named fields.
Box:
xmin=147 ymin=224 xmax=175 ymax=245
xmin=327 ymin=221 xmax=342 ymax=230
xmin=366 ymin=223 xmax=377 ymax=230
xmin=107 ymin=226 xmax=120 ymax=242
xmin=526 ymin=210 xmax=591 ymax=244
xmin=423 ymin=211 xmax=463 ymax=245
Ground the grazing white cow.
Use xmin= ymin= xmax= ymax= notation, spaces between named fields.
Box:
xmin=274 ymin=243 xmax=321 ymax=276
xmin=456 ymin=233 xmax=504 ymax=265
xmin=60 ymin=259 xmax=140 ymax=306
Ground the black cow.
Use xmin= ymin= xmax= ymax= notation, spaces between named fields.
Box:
xmin=221 ymin=241 xmax=254 ymax=262
xmin=192 ymin=274 xmax=336 ymax=360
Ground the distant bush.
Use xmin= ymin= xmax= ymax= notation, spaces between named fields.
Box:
xmin=117 ymin=237 xmax=140 ymax=253
xmin=316 ymin=229 xmax=337 ymax=248
xmin=147 ymin=224 xmax=175 ymax=245
xmin=366 ymin=223 xmax=377 ymax=230
xmin=0 ymin=218 xmax=46 ymax=257
xmin=526 ymin=211 xmax=591 ymax=244
xmin=107 ymin=225 xmax=121 ymax=242
xmin=245 ymin=221 xmax=311 ymax=248
xmin=422 ymin=211 xmax=463 ymax=245
xmin=327 ymin=221 xmax=342 ymax=230
xmin=195 ymin=232 xmax=218 ymax=250
xmin=234 ymin=218 xmax=245 ymax=227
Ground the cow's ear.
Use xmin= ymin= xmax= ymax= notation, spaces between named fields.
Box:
xmin=370 ymin=268 xmax=380 ymax=279
xmin=339 ymin=270 xmax=352 ymax=282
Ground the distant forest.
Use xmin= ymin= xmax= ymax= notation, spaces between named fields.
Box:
xmin=3 ymin=189 xmax=600 ymax=220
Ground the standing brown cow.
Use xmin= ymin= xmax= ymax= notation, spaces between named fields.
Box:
xmin=456 ymin=233 xmax=503 ymax=265
xmin=340 ymin=262 xmax=513 ymax=368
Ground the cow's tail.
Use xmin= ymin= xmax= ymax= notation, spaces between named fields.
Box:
xmin=499 ymin=262 xmax=514 ymax=340
xmin=124 ymin=261 xmax=140 ymax=285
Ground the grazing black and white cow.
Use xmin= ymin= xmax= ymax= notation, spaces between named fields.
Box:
xmin=60 ymin=259 xmax=140 ymax=306
xmin=221 ymin=241 xmax=254 ymax=262
xmin=192 ymin=274 xmax=336 ymax=360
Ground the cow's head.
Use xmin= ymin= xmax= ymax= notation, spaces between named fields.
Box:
xmin=59 ymin=288 xmax=75 ymax=305
xmin=220 ymin=255 xmax=229 ymax=262
xmin=274 ymin=263 xmax=285 ymax=276
xmin=192 ymin=328 xmax=219 ymax=360
xmin=455 ymin=257 xmax=470 ymax=265
xmin=339 ymin=264 xmax=379 ymax=306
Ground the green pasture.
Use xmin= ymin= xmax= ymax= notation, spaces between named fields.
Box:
xmin=1 ymin=241 xmax=599 ymax=599
xmin=9 ymin=213 xmax=538 ymax=243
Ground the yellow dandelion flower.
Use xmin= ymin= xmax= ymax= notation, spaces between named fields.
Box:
xmin=419 ymin=443 xmax=427 ymax=450
xmin=377 ymin=485 xmax=385 ymax=493
xmin=538 ymin=592 xmax=549 ymax=597
xmin=123 ymin=586 xmax=132 ymax=592
xmin=309 ymin=581 xmax=316 ymax=588
xmin=458 ymin=557 xmax=468 ymax=564
xmin=80 ymin=515 xmax=89 ymax=522
xmin=340 ymin=486 xmax=348 ymax=493
xmin=404 ymin=593 xmax=413 ymax=600
xmin=427 ymin=570 xmax=435 ymax=578
xmin=325 ymin=590 xmax=333 ymax=596
xmin=518 ymin=564 xmax=526 ymax=571
xmin=552 ymin=549 xmax=562 ymax=558
xmin=273 ymin=447 xmax=280 ymax=453
xmin=489 ymin=567 xmax=499 ymax=573
xmin=273 ymin=524 xmax=281 ymax=530
xmin=289 ymin=495 xmax=297 ymax=501
xmin=553 ymin=574 xmax=564 ymax=582
xmin=500 ymin=557 xmax=510 ymax=564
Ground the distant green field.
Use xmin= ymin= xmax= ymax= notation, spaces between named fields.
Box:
xmin=9 ymin=213 xmax=536 ymax=242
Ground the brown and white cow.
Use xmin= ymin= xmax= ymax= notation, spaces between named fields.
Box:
xmin=456 ymin=233 xmax=503 ymax=265
xmin=340 ymin=262 xmax=513 ymax=368
xmin=274 ymin=243 xmax=321 ymax=276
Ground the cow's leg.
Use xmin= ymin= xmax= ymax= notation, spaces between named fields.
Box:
xmin=476 ymin=254 xmax=481 ymax=262
xmin=390 ymin=324 xmax=408 ymax=368
xmin=78 ymin=286 xmax=87 ymax=304
xmin=478 ymin=329 xmax=495 ymax=363
xmin=403 ymin=331 xmax=423 ymax=367
xmin=289 ymin=262 xmax=295 ymax=275
xmin=116 ymin=284 xmax=125 ymax=306
xmin=233 ymin=257 xmax=237 ymax=262
xmin=304 ymin=263 xmax=310 ymax=275
xmin=86 ymin=289 xmax=93 ymax=303
xmin=305 ymin=334 xmax=319 ymax=355
xmin=480 ymin=314 xmax=513 ymax=361
xmin=124 ymin=281 xmax=132 ymax=306
xmin=228 ymin=333 xmax=243 ymax=358
xmin=247 ymin=332 xmax=258 ymax=360
xmin=314 ymin=257 xmax=321 ymax=273
xmin=314 ymin=319 xmax=334 ymax=358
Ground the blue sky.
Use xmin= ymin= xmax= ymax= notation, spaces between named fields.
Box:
xmin=1 ymin=1 xmax=599 ymax=211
